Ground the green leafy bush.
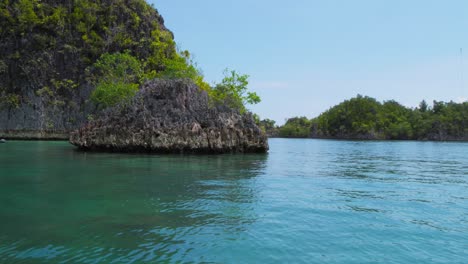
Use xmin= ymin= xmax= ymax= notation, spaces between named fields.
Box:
xmin=91 ymin=81 xmax=138 ymax=107
xmin=258 ymin=118 xmax=278 ymax=135
xmin=279 ymin=117 xmax=311 ymax=137
xmin=89 ymin=52 xmax=142 ymax=107
xmin=154 ymin=50 xmax=260 ymax=113
xmin=157 ymin=49 xmax=212 ymax=93
xmin=158 ymin=51 xmax=198 ymax=80
xmin=0 ymin=93 xmax=20 ymax=109
xmin=210 ymin=69 xmax=260 ymax=113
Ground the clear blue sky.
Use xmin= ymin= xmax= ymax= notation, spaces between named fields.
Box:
xmin=152 ymin=0 xmax=468 ymax=124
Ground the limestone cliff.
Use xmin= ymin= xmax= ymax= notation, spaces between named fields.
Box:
xmin=70 ymin=79 xmax=269 ymax=153
xmin=0 ymin=0 xmax=172 ymax=138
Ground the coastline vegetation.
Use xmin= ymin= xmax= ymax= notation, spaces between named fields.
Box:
xmin=269 ymin=95 xmax=467 ymax=140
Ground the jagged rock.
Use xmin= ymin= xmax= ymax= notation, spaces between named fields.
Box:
xmin=0 ymin=0 xmax=172 ymax=139
xmin=70 ymin=79 xmax=269 ymax=153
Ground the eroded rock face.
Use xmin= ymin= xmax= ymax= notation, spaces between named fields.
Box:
xmin=0 ymin=0 xmax=172 ymax=139
xmin=69 ymin=79 xmax=269 ymax=153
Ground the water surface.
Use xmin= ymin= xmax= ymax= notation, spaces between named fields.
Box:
xmin=0 ymin=139 xmax=467 ymax=263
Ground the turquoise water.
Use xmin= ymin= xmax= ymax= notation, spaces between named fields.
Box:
xmin=0 ymin=139 xmax=467 ymax=263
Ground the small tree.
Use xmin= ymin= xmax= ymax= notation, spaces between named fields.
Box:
xmin=419 ymin=100 xmax=428 ymax=112
xmin=157 ymin=49 xmax=212 ymax=93
xmin=158 ymin=50 xmax=198 ymax=79
xmin=89 ymin=52 xmax=142 ymax=107
xmin=211 ymin=69 xmax=260 ymax=113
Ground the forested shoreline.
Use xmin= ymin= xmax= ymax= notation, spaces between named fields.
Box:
xmin=261 ymin=95 xmax=468 ymax=141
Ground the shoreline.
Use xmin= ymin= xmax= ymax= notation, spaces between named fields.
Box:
xmin=268 ymin=136 xmax=468 ymax=142
xmin=2 ymin=133 xmax=467 ymax=143
xmin=0 ymin=130 xmax=69 ymax=141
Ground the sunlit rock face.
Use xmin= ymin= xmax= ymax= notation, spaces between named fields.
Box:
xmin=70 ymin=79 xmax=269 ymax=153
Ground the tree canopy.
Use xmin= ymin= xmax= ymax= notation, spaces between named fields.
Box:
xmin=276 ymin=95 xmax=468 ymax=140
xmin=89 ymin=52 xmax=142 ymax=107
xmin=209 ymin=69 xmax=261 ymax=113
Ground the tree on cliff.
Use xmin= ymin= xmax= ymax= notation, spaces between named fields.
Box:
xmin=88 ymin=52 xmax=142 ymax=107
xmin=210 ymin=69 xmax=261 ymax=113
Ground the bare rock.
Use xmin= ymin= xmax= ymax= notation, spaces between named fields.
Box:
xmin=69 ymin=79 xmax=269 ymax=153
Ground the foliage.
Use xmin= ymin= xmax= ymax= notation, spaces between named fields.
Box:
xmin=91 ymin=81 xmax=139 ymax=107
xmin=259 ymin=118 xmax=276 ymax=130
xmin=157 ymin=49 xmax=199 ymax=80
xmin=312 ymin=95 xmax=381 ymax=137
xmin=89 ymin=52 xmax=142 ymax=107
xmin=147 ymin=27 xmax=176 ymax=71
xmin=158 ymin=57 xmax=262 ymax=113
xmin=0 ymin=93 xmax=20 ymax=109
xmin=257 ymin=118 xmax=278 ymax=135
xmin=16 ymin=0 xmax=40 ymax=26
xmin=279 ymin=95 xmax=468 ymax=140
xmin=90 ymin=52 xmax=143 ymax=84
xmin=209 ymin=69 xmax=260 ymax=113
xmin=278 ymin=117 xmax=312 ymax=137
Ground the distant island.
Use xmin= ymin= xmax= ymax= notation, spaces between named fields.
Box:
xmin=260 ymin=95 xmax=468 ymax=141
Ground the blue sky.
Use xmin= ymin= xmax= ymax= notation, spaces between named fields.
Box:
xmin=152 ymin=0 xmax=468 ymax=124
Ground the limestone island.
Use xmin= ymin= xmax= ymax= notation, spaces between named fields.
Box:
xmin=0 ymin=0 xmax=268 ymax=153
xmin=70 ymin=79 xmax=268 ymax=153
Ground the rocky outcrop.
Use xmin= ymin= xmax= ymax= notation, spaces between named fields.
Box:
xmin=0 ymin=85 xmax=96 ymax=139
xmin=70 ymin=79 xmax=269 ymax=153
xmin=0 ymin=0 xmax=172 ymax=139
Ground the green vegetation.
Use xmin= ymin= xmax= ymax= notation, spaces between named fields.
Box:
xmin=209 ymin=69 xmax=261 ymax=113
xmin=258 ymin=118 xmax=277 ymax=135
xmin=0 ymin=0 xmax=260 ymax=112
xmin=89 ymin=52 xmax=142 ymax=107
xmin=0 ymin=93 xmax=20 ymax=109
xmin=91 ymin=82 xmax=139 ymax=108
xmin=0 ymin=0 xmax=176 ymax=108
xmin=279 ymin=117 xmax=311 ymax=138
xmin=277 ymin=95 xmax=468 ymax=140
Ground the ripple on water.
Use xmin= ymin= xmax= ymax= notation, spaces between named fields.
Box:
xmin=0 ymin=139 xmax=467 ymax=263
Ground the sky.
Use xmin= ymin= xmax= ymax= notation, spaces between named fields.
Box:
xmin=152 ymin=0 xmax=468 ymax=124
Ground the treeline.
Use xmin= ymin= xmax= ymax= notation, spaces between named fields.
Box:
xmin=269 ymin=95 xmax=468 ymax=141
